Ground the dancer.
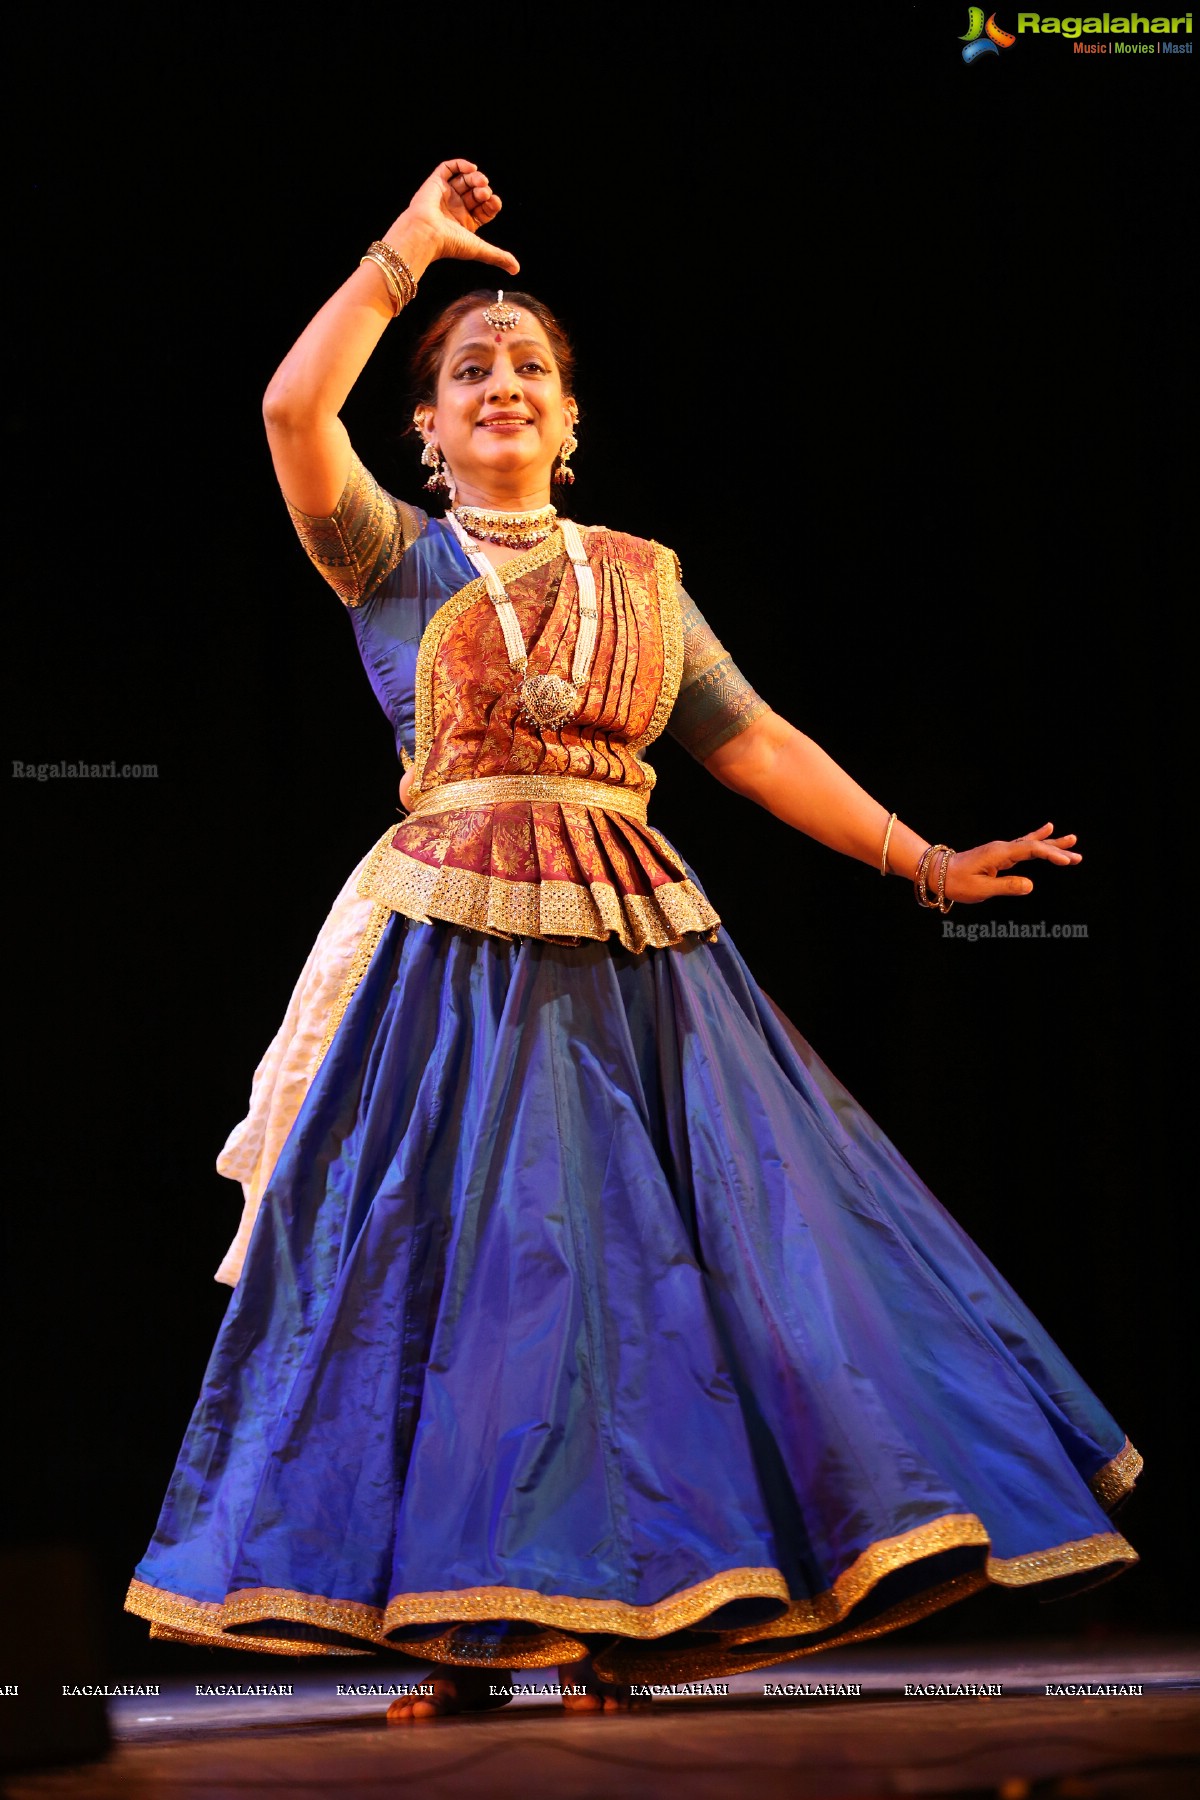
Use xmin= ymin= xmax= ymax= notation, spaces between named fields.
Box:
xmin=126 ymin=160 xmax=1141 ymax=1721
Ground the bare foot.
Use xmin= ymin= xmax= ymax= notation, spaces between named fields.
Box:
xmin=386 ymin=1666 xmax=512 ymax=1723
xmin=557 ymin=1653 xmax=645 ymax=1713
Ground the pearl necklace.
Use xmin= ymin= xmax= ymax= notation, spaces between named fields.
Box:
xmin=445 ymin=512 xmax=598 ymax=733
xmin=451 ymin=503 xmax=558 ymax=549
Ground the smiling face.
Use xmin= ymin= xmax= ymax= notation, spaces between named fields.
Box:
xmin=415 ymin=308 xmax=576 ymax=510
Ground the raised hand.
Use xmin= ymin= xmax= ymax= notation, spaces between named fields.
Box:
xmin=396 ymin=159 xmax=520 ymax=275
xmin=944 ymin=822 xmax=1081 ymax=904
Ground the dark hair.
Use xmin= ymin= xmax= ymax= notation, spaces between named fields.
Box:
xmin=407 ymin=289 xmax=578 ymax=419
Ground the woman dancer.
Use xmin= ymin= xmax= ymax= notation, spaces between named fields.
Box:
xmin=126 ymin=159 xmax=1141 ymax=1720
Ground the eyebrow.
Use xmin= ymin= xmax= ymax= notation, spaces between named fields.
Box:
xmin=450 ymin=338 xmax=551 ymax=358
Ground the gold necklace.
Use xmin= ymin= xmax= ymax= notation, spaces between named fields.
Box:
xmin=452 ymin=503 xmax=558 ymax=549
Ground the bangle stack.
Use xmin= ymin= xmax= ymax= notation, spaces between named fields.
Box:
xmin=358 ymin=239 xmax=418 ymax=317
xmin=914 ymin=843 xmax=956 ymax=914
xmin=882 ymin=813 xmax=956 ymax=914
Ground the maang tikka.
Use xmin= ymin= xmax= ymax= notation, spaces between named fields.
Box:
xmin=482 ymin=291 xmax=521 ymax=331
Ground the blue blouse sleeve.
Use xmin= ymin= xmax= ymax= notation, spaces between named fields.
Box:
xmin=666 ymin=583 xmax=770 ymax=763
xmin=284 ymin=451 xmax=424 ymax=607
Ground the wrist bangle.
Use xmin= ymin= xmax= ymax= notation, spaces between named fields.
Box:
xmin=359 ymin=252 xmax=403 ymax=317
xmin=936 ymin=847 xmax=955 ymax=915
xmin=365 ymin=238 xmax=418 ymax=309
xmin=880 ymin=811 xmax=897 ymax=878
xmin=916 ymin=844 xmax=950 ymax=909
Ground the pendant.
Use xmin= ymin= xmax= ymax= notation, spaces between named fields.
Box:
xmin=482 ymin=291 xmax=521 ymax=332
xmin=518 ymin=672 xmax=579 ymax=731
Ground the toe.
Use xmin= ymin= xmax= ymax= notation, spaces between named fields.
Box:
xmin=387 ymin=1686 xmax=456 ymax=1723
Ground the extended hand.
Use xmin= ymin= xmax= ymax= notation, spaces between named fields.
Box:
xmin=400 ymin=159 xmax=520 ymax=275
xmin=944 ymin=822 xmax=1081 ymax=903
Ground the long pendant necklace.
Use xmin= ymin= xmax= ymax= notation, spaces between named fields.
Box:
xmin=445 ymin=512 xmax=599 ymax=733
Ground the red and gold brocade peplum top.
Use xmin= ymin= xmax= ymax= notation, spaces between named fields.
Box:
xmin=286 ymin=454 xmax=770 ymax=954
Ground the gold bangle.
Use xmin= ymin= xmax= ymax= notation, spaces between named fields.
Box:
xmin=936 ymin=847 xmax=955 ymax=915
xmin=365 ymin=239 xmax=417 ymax=308
xmin=358 ymin=253 xmax=402 ymax=317
xmin=916 ymin=843 xmax=950 ymax=909
xmin=880 ymin=811 xmax=897 ymax=877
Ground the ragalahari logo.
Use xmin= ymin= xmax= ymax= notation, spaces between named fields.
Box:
xmin=961 ymin=8 xmax=1017 ymax=59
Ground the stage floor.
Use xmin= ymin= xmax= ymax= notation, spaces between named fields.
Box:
xmin=6 ymin=1636 xmax=1198 ymax=1799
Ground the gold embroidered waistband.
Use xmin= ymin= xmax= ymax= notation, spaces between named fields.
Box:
xmin=408 ymin=775 xmax=650 ymax=824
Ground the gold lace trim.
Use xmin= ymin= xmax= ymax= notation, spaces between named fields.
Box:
xmin=986 ymin=1531 xmax=1137 ymax=1586
xmin=592 ymin=1570 xmax=994 ymax=1685
xmin=407 ymin=531 xmax=567 ymax=802
xmin=129 ymin=1571 xmax=986 ymax=1676
xmin=125 ymin=1567 xmax=787 ymax=1657
xmin=380 ymin=1566 xmax=788 ymax=1639
xmin=124 ymin=1506 xmax=1139 ymax=1670
xmin=711 ymin=1514 xmax=991 ymax=1645
xmin=408 ymin=773 xmax=649 ymax=824
xmin=592 ymin=1514 xmax=1142 ymax=1683
xmin=356 ymin=832 xmax=721 ymax=953
xmin=219 ymin=1587 xmax=385 ymax=1639
xmin=712 ymin=1524 xmax=1136 ymax=1655
xmin=1089 ymin=1436 xmax=1144 ymax=1509
xmin=314 ymin=901 xmax=393 ymax=1065
xmin=148 ymin=1622 xmax=367 ymax=1657
xmin=629 ymin=541 xmax=685 ymax=770
xmin=126 ymin=1580 xmax=368 ymax=1657
xmin=129 ymin=1569 xmax=788 ymax=1648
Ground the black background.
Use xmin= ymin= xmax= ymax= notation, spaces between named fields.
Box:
xmin=4 ymin=2 xmax=1191 ymax=1678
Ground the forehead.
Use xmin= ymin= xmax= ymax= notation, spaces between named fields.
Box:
xmin=443 ymin=308 xmax=555 ymax=357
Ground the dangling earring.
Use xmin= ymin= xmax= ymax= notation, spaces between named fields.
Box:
xmin=554 ymin=426 xmax=578 ymax=486
xmin=420 ymin=439 xmax=456 ymax=504
xmin=420 ymin=439 xmax=445 ymax=492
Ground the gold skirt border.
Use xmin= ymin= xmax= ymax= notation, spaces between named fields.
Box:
xmin=356 ymin=830 xmax=721 ymax=955
xmin=124 ymin=1455 xmax=1141 ymax=1671
xmin=1089 ymin=1436 xmax=1143 ymax=1508
xmin=125 ymin=1583 xmax=368 ymax=1657
xmin=594 ymin=1570 xmax=995 ymax=1684
xmin=148 ymin=1621 xmax=368 ymax=1657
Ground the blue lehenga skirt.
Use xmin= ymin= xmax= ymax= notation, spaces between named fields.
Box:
xmin=126 ymin=910 xmax=1141 ymax=1680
